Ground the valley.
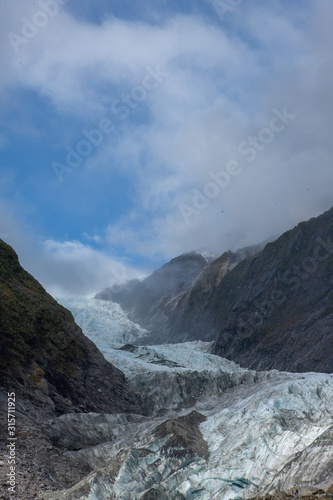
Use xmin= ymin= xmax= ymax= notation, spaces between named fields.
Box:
xmin=1 ymin=208 xmax=333 ymax=499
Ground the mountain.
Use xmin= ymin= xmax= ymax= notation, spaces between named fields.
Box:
xmin=212 ymin=206 xmax=333 ymax=372
xmin=95 ymin=251 xmax=212 ymax=339
xmin=2 ymin=233 xmax=333 ymax=499
xmin=165 ymin=208 xmax=333 ymax=372
xmin=95 ymin=245 xmax=266 ymax=344
xmin=162 ymin=208 xmax=333 ymax=372
xmin=163 ymin=249 xmax=249 ymax=342
xmin=0 ymin=239 xmax=143 ymax=416
xmin=95 ymin=208 xmax=333 ymax=373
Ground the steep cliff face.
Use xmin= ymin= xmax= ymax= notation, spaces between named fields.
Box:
xmin=95 ymin=252 xmax=211 ymax=340
xmin=94 ymin=208 xmax=333 ymax=372
xmin=213 ymin=207 xmax=333 ymax=372
xmin=163 ymin=250 xmax=247 ymax=342
xmin=95 ymin=247 xmax=267 ymax=344
xmin=0 ymin=239 xmax=143 ymax=416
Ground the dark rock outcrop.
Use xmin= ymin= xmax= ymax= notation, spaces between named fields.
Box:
xmin=154 ymin=410 xmax=209 ymax=461
xmin=213 ymin=206 xmax=333 ymax=372
xmin=95 ymin=251 xmax=212 ymax=340
xmin=140 ymin=489 xmax=171 ymax=500
xmin=326 ymin=484 xmax=333 ymax=500
xmin=0 ymin=239 xmax=143 ymax=416
xmin=163 ymin=250 xmax=247 ymax=342
xmin=95 ymin=208 xmax=333 ymax=372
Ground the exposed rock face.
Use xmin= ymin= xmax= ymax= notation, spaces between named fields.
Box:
xmin=140 ymin=489 xmax=171 ymax=500
xmin=0 ymin=239 xmax=143 ymax=416
xmin=164 ymin=250 xmax=246 ymax=342
xmin=326 ymin=484 xmax=333 ymax=500
xmin=94 ymin=246 xmax=267 ymax=345
xmin=154 ymin=410 xmax=209 ymax=461
xmin=95 ymin=250 xmax=248 ymax=344
xmin=100 ymin=207 xmax=333 ymax=372
xmin=213 ymin=206 xmax=333 ymax=373
xmin=95 ymin=252 xmax=212 ymax=340
xmin=0 ymin=403 xmax=92 ymax=500
xmin=160 ymin=208 xmax=333 ymax=371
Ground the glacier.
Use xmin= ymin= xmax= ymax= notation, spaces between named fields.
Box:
xmin=57 ymin=297 xmax=149 ymax=348
xmin=49 ymin=297 xmax=333 ymax=500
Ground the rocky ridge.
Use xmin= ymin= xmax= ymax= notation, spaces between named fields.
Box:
xmin=0 ymin=239 xmax=143 ymax=417
xmin=95 ymin=207 xmax=333 ymax=372
xmin=95 ymin=251 xmax=212 ymax=341
xmin=0 ymin=239 xmax=143 ymax=499
xmin=213 ymin=206 xmax=333 ymax=372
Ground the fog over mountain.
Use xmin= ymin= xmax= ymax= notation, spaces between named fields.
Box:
xmin=2 ymin=235 xmax=331 ymax=499
xmin=2 ymin=2 xmax=333 ymax=499
xmin=1 ymin=1 xmax=333 ymax=296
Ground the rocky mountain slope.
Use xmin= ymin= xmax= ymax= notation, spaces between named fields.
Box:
xmin=95 ymin=251 xmax=212 ymax=338
xmin=0 ymin=239 xmax=143 ymax=416
xmin=163 ymin=249 xmax=248 ymax=342
xmin=0 ymin=249 xmax=332 ymax=499
xmin=213 ymin=206 xmax=333 ymax=373
xmin=164 ymin=208 xmax=333 ymax=372
xmin=94 ymin=245 xmax=268 ymax=345
xmin=0 ymin=239 xmax=146 ymax=499
xmin=95 ymin=207 xmax=333 ymax=372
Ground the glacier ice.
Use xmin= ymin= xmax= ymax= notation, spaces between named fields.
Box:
xmin=57 ymin=297 xmax=148 ymax=348
xmin=50 ymin=297 xmax=333 ymax=500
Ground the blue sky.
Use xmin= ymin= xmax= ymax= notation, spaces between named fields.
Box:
xmin=1 ymin=0 xmax=333 ymax=296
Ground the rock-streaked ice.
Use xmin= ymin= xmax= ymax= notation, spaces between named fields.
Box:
xmin=49 ymin=297 xmax=333 ymax=500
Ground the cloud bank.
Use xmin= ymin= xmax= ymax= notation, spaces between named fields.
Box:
xmin=1 ymin=0 xmax=333 ymax=295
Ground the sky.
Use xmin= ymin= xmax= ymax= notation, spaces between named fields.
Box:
xmin=1 ymin=0 xmax=333 ymax=296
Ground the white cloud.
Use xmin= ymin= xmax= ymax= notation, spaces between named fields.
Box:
xmin=3 ymin=5 xmax=256 ymax=113
xmin=102 ymin=2 xmax=333 ymax=258
xmin=0 ymin=201 xmax=143 ymax=297
xmin=2 ymin=0 xmax=333 ymax=284
xmin=40 ymin=239 xmax=142 ymax=297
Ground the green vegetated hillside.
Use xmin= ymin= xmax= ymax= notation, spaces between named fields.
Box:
xmin=0 ymin=239 xmax=143 ymax=416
